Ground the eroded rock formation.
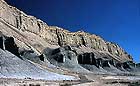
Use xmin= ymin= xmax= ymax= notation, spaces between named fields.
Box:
xmin=0 ymin=0 xmax=132 ymax=63
xmin=0 ymin=33 xmax=20 ymax=57
xmin=0 ymin=0 xmax=139 ymax=77
xmin=42 ymin=45 xmax=139 ymax=75
xmin=0 ymin=35 xmax=77 ymax=80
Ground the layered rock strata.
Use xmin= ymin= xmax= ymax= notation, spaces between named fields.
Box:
xmin=0 ymin=0 xmax=132 ymax=63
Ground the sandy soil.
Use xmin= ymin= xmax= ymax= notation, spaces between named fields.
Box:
xmin=1 ymin=74 xmax=140 ymax=86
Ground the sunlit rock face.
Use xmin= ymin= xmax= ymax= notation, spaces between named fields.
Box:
xmin=0 ymin=0 xmax=138 ymax=76
xmin=0 ymin=0 xmax=132 ymax=62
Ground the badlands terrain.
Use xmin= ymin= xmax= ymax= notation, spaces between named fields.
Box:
xmin=0 ymin=0 xmax=140 ymax=85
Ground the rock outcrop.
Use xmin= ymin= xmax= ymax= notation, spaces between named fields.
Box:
xmin=0 ymin=33 xmax=20 ymax=57
xmin=0 ymin=0 xmax=132 ymax=63
xmin=43 ymin=46 xmax=137 ymax=75
xmin=0 ymin=0 xmax=138 ymax=78
xmin=0 ymin=34 xmax=76 ymax=80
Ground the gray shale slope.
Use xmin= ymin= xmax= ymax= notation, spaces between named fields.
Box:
xmin=0 ymin=0 xmax=140 ymax=80
xmin=0 ymin=35 xmax=76 ymax=80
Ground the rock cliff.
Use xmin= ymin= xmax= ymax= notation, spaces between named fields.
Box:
xmin=0 ymin=0 xmax=132 ymax=63
xmin=2 ymin=1 xmax=140 ymax=85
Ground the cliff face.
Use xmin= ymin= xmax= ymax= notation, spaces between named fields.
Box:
xmin=0 ymin=0 xmax=132 ymax=63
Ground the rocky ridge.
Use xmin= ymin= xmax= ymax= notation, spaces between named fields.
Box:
xmin=0 ymin=0 xmax=139 ymax=80
xmin=0 ymin=0 xmax=132 ymax=62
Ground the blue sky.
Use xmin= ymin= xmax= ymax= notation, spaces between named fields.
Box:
xmin=6 ymin=0 xmax=140 ymax=62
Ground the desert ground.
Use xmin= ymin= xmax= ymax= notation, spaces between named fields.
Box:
xmin=0 ymin=74 xmax=140 ymax=86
